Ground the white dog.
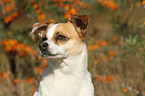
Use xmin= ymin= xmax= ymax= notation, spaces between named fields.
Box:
xmin=31 ymin=15 xmax=94 ymax=96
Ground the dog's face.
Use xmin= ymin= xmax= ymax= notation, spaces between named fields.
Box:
xmin=31 ymin=15 xmax=90 ymax=60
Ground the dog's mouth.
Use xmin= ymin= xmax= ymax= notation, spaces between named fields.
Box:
xmin=40 ymin=50 xmax=58 ymax=57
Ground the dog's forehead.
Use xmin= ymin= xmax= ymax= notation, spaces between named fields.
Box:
xmin=46 ymin=23 xmax=61 ymax=39
xmin=46 ymin=22 xmax=79 ymax=40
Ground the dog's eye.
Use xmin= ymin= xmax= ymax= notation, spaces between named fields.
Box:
xmin=56 ymin=35 xmax=68 ymax=40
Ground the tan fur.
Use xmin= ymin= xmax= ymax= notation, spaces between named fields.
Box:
xmin=53 ymin=22 xmax=80 ymax=42
xmin=51 ymin=22 xmax=84 ymax=55
xmin=32 ymin=15 xmax=94 ymax=96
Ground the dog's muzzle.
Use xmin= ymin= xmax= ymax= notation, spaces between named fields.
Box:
xmin=39 ymin=42 xmax=58 ymax=57
xmin=39 ymin=42 xmax=66 ymax=60
xmin=39 ymin=42 xmax=48 ymax=51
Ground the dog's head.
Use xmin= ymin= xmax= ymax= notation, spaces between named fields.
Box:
xmin=31 ymin=15 xmax=90 ymax=60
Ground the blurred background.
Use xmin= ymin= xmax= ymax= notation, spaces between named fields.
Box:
xmin=0 ymin=0 xmax=145 ymax=96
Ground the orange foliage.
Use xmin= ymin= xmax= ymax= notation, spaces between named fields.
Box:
xmin=89 ymin=38 xmax=120 ymax=64
xmin=103 ymin=56 xmax=108 ymax=62
xmin=109 ymin=56 xmax=114 ymax=60
xmin=96 ymin=58 xmax=101 ymax=63
xmin=32 ymin=88 xmax=37 ymax=95
xmin=16 ymin=43 xmax=31 ymax=56
xmin=64 ymin=11 xmax=72 ymax=19
xmin=34 ymin=67 xmax=39 ymax=72
xmin=87 ymin=45 xmax=91 ymax=51
xmin=38 ymin=56 xmax=48 ymax=65
xmin=1 ymin=39 xmax=31 ymax=57
xmin=92 ymin=44 xmax=100 ymax=50
xmin=3 ymin=0 xmax=20 ymax=23
xmin=65 ymin=9 xmax=78 ymax=19
xmin=88 ymin=64 xmax=93 ymax=68
xmin=13 ymin=79 xmax=21 ymax=84
xmin=64 ymin=4 xmax=70 ymax=10
xmin=4 ymin=12 xmax=20 ymax=23
xmin=94 ymin=75 xmax=118 ymax=82
xmin=123 ymin=88 xmax=128 ymax=93
xmin=112 ymin=36 xmax=118 ymax=41
xmin=37 ymin=13 xmax=46 ymax=22
xmin=45 ymin=63 xmax=49 ymax=69
xmin=38 ymin=55 xmax=42 ymax=60
xmin=52 ymin=0 xmax=89 ymax=19
xmin=98 ymin=0 xmax=103 ymax=3
xmin=48 ymin=19 xmax=55 ymax=22
xmin=96 ymin=0 xmax=119 ymax=11
xmin=83 ymin=4 xmax=90 ymax=9
xmin=32 ymin=51 xmax=37 ymax=56
xmin=70 ymin=8 xmax=77 ymax=15
xmin=39 ymin=69 xmax=44 ymax=75
xmin=39 ymin=1 xmax=46 ymax=6
xmin=144 ymin=22 xmax=145 ymax=25
xmin=109 ymin=51 xmax=117 ymax=56
xmin=6 ymin=5 xmax=16 ymax=12
xmin=32 ymin=0 xmax=46 ymax=22
xmin=0 ymin=71 xmax=1 ymax=78
xmin=64 ymin=8 xmax=78 ymax=19
xmin=100 ymin=40 xmax=107 ymax=46
xmin=142 ymin=1 xmax=145 ymax=5
xmin=33 ymin=4 xmax=38 ymax=9
xmin=31 ymin=0 xmax=90 ymax=20
xmin=25 ymin=77 xmax=34 ymax=84
xmin=36 ymin=9 xmax=42 ymax=14
xmin=5 ymin=0 xmax=16 ymax=12
xmin=43 ymin=58 xmax=48 ymax=65
xmin=52 ymin=0 xmax=66 ymax=7
xmin=2 ymin=72 xmax=10 ymax=80
xmin=3 ymin=0 xmax=11 ymax=3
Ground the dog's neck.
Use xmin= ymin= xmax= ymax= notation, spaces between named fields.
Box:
xmin=45 ymin=42 xmax=88 ymax=78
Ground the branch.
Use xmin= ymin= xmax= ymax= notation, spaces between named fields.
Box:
xmin=0 ymin=0 xmax=6 ymax=17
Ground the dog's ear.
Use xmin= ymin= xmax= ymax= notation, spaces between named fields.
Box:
xmin=31 ymin=21 xmax=52 ymax=38
xmin=68 ymin=15 xmax=90 ymax=39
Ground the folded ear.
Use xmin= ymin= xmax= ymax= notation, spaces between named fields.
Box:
xmin=68 ymin=15 xmax=90 ymax=39
xmin=31 ymin=21 xmax=51 ymax=38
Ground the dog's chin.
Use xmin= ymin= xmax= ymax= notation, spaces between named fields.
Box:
xmin=40 ymin=51 xmax=66 ymax=60
xmin=43 ymin=54 xmax=65 ymax=59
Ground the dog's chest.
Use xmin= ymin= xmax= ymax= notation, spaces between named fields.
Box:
xmin=39 ymin=68 xmax=83 ymax=96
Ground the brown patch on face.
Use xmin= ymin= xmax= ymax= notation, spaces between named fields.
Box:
xmin=52 ymin=22 xmax=81 ymax=46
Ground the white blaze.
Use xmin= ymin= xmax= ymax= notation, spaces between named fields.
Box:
xmin=46 ymin=23 xmax=60 ymax=40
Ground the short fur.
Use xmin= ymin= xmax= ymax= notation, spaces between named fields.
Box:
xmin=31 ymin=15 xmax=94 ymax=96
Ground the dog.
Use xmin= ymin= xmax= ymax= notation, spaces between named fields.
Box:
xmin=31 ymin=15 xmax=94 ymax=96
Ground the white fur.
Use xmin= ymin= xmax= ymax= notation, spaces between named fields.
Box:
xmin=39 ymin=23 xmax=67 ymax=59
xmin=46 ymin=24 xmax=60 ymax=40
xmin=33 ymin=23 xmax=94 ymax=96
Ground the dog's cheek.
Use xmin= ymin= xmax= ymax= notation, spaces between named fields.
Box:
xmin=64 ymin=40 xmax=84 ymax=55
xmin=58 ymin=47 xmax=68 ymax=57
xmin=48 ymin=41 xmax=67 ymax=55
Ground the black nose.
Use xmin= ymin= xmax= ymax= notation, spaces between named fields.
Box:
xmin=39 ymin=42 xmax=48 ymax=51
